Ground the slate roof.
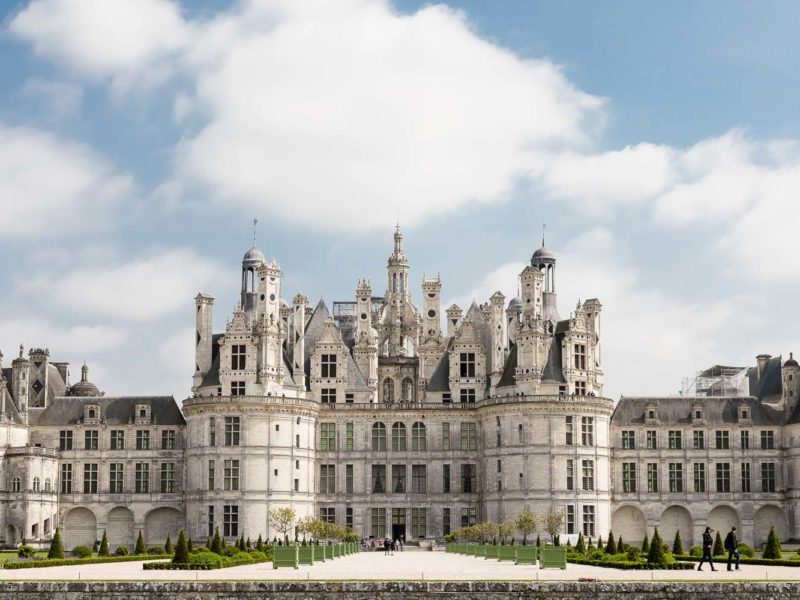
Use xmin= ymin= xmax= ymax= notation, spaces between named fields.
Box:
xmin=496 ymin=344 xmax=517 ymax=389
xmin=427 ymin=348 xmax=451 ymax=392
xmin=541 ymin=333 xmax=566 ymax=383
xmin=611 ymin=396 xmax=783 ymax=426
xmin=34 ymin=396 xmax=186 ymax=426
xmin=747 ymin=355 xmax=783 ymax=401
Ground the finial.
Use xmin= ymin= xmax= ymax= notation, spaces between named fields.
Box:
xmin=253 ymin=218 xmax=258 ymax=247
xmin=542 ymin=223 xmax=546 ymax=247
xmin=19 ymin=344 xmax=23 ymax=359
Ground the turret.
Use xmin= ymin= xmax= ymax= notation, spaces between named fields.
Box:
xmin=11 ymin=344 xmax=30 ymax=416
xmin=782 ymin=353 xmax=800 ymax=419
xmin=489 ymin=291 xmax=506 ymax=387
xmin=532 ymin=242 xmax=559 ymax=322
xmin=421 ymin=276 xmax=442 ymax=339
xmin=386 ymin=225 xmax=410 ymax=302
xmin=446 ymin=304 xmax=462 ymax=337
xmin=506 ymin=297 xmax=521 ymax=348
xmin=353 ymin=280 xmax=378 ymax=397
xmin=193 ymin=293 xmax=215 ymax=392
xmin=292 ymin=293 xmax=308 ymax=391
xmin=27 ymin=347 xmax=50 ymax=408
xmin=519 ymin=265 xmax=544 ymax=319
xmin=241 ymin=243 xmax=266 ymax=322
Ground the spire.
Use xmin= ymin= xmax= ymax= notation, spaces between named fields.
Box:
xmin=253 ymin=218 xmax=258 ymax=247
xmin=81 ymin=363 xmax=89 ymax=382
xmin=393 ymin=224 xmax=403 ymax=256
xmin=542 ymin=223 xmax=546 ymax=247
xmin=19 ymin=344 xmax=23 ymax=359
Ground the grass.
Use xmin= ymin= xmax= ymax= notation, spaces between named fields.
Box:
xmin=0 ymin=550 xmax=49 ymax=562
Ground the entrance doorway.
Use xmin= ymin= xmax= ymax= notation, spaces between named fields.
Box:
xmin=392 ymin=523 xmax=406 ymax=542
xmin=391 ymin=508 xmax=406 ymax=542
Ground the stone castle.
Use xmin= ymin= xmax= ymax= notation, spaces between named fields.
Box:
xmin=0 ymin=228 xmax=797 ymax=550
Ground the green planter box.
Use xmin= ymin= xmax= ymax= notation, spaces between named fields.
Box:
xmin=498 ymin=546 xmax=516 ymax=561
xmin=474 ymin=545 xmax=487 ymax=557
xmin=313 ymin=544 xmax=325 ymax=562
xmin=485 ymin=545 xmax=499 ymax=559
xmin=324 ymin=544 xmax=332 ymax=559
xmin=539 ymin=546 xmax=567 ymax=569
xmin=273 ymin=545 xmax=299 ymax=569
xmin=298 ymin=545 xmax=315 ymax=565
xmin=515 ymin=545 xmax=537 ymax=565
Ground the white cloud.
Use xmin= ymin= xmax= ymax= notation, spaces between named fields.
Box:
xmin=0 ymin=124 xmax=131 ymax=239
xmin=0 ymin=317 xmax=125 ymax=357
xmin=20 ymin=78 xmax=83 ymax=117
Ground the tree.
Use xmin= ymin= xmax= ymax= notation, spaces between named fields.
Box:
xmin=296 ymin=516 xmax=311 ymax=542
xmin=713 ymin=531 xmax=724 ymax=557
xmin=135 ymin=531 xmax=146 ymax=555
xmin=246 ymin=537 xmax=252 ymax=549
xmin=672 ymin=530 xmax=683 ymax=556
xmin=535 ymin=534 xmax=541 ymax=548
xmin=99 ymin=531 xmax=110 ymax=557
xmin=641 ymin=533 xmax=650 ymax=554
xmin=647 ymin=527 xmax=667 ymax=565
xmin=48 ymin=528 xmax=64 ymax=559
xmin=575 ymin=533 xmax=586 ymax=555
xmin=211 ymin=528 xmax=223 ymax=554
xmin=206 ymin=536 xmax=212 ymax=550
xmin=164 ymin=532 xmax=173 ymax=555
xmin=605 ymin=531 xmax=617 ymax=555
xmin=268 ymin=507 xmax=297 ymax=543
xmin=515 ymin=509 xmax=538 ymax=546
xmin=617 ymin=534 xmax=625 ymax=552
xmin=587 ymin=537 xmax=594 ymax=552
xmin=597 ymin=535 xmax=603 ymax=551
xmin=498 ymin=521 xmax=515 ymax=545
xmin=256 ymin=534 xmax=264 ymax=552
xmin=543 ymin=507 xmax=565 ymax=543
xmin=173 ymin=530 xmax=189 ymax=564
xmin=763 ymin=526 xmax=782 ymax=559
xmin=480 ymin=522 xmax=498 ymax=544
xmin=307 ymin=518 xmax=328 ymax=543
xmin=238 ymin=533 xmax=245 ymax=550
xmin=187 ymin=537 xmax=194 ymax=553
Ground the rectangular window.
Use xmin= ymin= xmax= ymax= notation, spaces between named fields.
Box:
xmin=693 ymin=463 xmax=706 ymax=492
xmin=346 ymin=507 xmax=354 ymax=531
xmin=223 ymin=505 xmax=239 ymax=537
xmin=59 ymin=430 xmax=73 ymax=451
xmin=160 ymin=462 xmax=175 ymax=493
xmin=208 ymin=506 xmax=215 ymax=538
xmin=209 ymin=417 xmax=216 ymax=446
xmin=461 ymin=463 xmax=477 ymax=493
xmin=668 ymin=430 xmax=682 ymax=450
xmin=574 ymin=343 xmax=586 ymax=370
xmin=622 ymin=462 xmax=636 ymax=493
xmin=136 ymin=430 xmax=150 ymax=450
xmin=442 ymin=422 xmax=451 ymax=450
xmin=715 ymin=430 xmax=730 ymax=449
xmin=135 ymin=462 xmax=149 ymax=493
xmin=459 ymin=352 xmax=476 ymax=377
xmin=371 ymin=508 xmax=386 ymax=538
xmin=372 ymin=424 xmax=387 ymax=451
xmin=346 ymin=464 xmax=353 ymax=494
xmin=459 ymin=388 xmax=476 ymax=404
xmin=412 ymin=424 xmax=427 ymax=451
xmin=716 ymin=463 xmax=731 ymax=492
xmin=84 ymin=430 xmax=98 ymax=450
xmin=231 ymin=344 xmax=246 ymax=370
xmin=294 ymin=478 xmax=299 ymax=492
xmin=231 ymin=381 xmax=245 ymax=396
xmin=392 ymin=424 xmax=407 ymax=451
xmin=668 ymin=463 xmax=683 ymax=493
xmin=224 ymin=459 xmax=240 ymax=491
xmin=443 ymin=508 xmax=451 ymax=536
xmin=460 ymin=422 xmax=477 ymax=450
xmin=581 ymin=459 xmax=594 ymax=491
xmin=581 ymin=417 xmax=594 ymax=446
xmin=565 ymin=416 xmax=574 ymax=445
xmin=646 ymin=430 xmax=657 ymax=449
xmin=582 ymin=505 xmax=595 ymax=537
xmin=412 ymin=464 xmax=427 ymax=493
xmin=225 ymin=417 xmax=240 ymax=446
xmin=320 ymin=464 xmax=336 ymax=494
xmin=83 ymin=463 xmax=98 ymax=493
xmin=647 ymin=463 xmax=658 ymax=493
xmin=110 ymin=430 xmax=124 ymax=450
xmin=761 ymin=462 xmax=776 ymax=492
xmin=60 ymin=464 xmax=72 ymax=493
xmin=461 ymin=507 xmax=477 ymax=527
xmin=346 ymin=422 xmax=354 ymax=451
xmin=321 ymin=388 xmax=337 ymax=404
xmin=566 ymin=505 xmax=575 ymax=535
xmin=693 ymin=430 xmax=705 ymax=449
xmin=566 ymin=459 xmax=574 ymax=491
xmin=443 ymin=464 xmax=451 ymax=493
xmin=320 ymin=507 xmax=335 ymax=524
xmin=208 ymin=460 xmax=215 ymax=491
xmin=741 ymin=462 xmax=751 ymax=493
xmin=109 ymin=463 xmax=124 ymax=494
xmin=296 ymin=434 xmax=300 ymax=448
xmin=321 ymin=354 xmax=337 ymax=378
xmin=411 ymin=507 xmax=427 ymax=539
xmin=575 ymin=381 xmax=587 ymax=396
xmin=760 ymin=430 xmax=774 ymax=450
xmin=162 ymin=429 xmax=176 ymax=450
xmin=371 ymin=464 xmax=386 ymax=494
xmin=391 ymin=464 xmax=406 ymax=493
xmin=621 ymin=430 xmax=635 ymax=450
xmin=741 ymin=430 xmax=750 ymax=450
xmin=320 ymin=422 xmax=336 ymax=451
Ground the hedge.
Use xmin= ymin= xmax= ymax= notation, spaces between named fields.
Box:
xmin=674 ymin=555 xmax=800 ymax=568
xmin=4 ymin=554 xmax=171 ymax=570
xmin=143 ymin=551 xmax=270 ymax=571
xmin=567 ymin=557 xmax=695 ymax=570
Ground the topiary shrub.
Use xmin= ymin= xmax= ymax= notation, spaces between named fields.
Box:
xmin=98 ymin=531 xmax=110 ymax=557
xmin=738 ymin=543 xmax=755 ymax=558
xmin=187 ymin=537 xmax=194 ymax=553
xmin=211 ymin=528 xmax=223 ymax=555
xmin=575 ymin=533 xmax=585 ymax=555
xmin=17 ymin=544 xmax=36 ymax=558
xmin=625 ymin=546 xmax=641 ymax=562
xmin=114 ymin=546 xmax=130 ymax=556
xmin=73 ymin=545 xmax=93 ymax=558
xmin=762 ymin=526 xmax=782 ymax=559
xmin=135 ymin=531 xmax=146 ymax=555
xmin=256 ymin=534 xmax=264 ymax=553
xmin=148 ymin=546 xmax=165 ymax=555
xmin=172 ymin=530 xmax=189 ymax=565
xmin=647 ymin=528 xmax=667 ymax=565
xmin=605 ymin=531 xmax=617 ymax=555
xmin=48 ymin=528 xmax=65 ymax=560
xmin=588 ymin=549 xmax=605 ymax=561
xmin=689 ymin=545 xmax=702 ymax=557
xmin=164 ymin=533 xmax=173 ymax=555
xmin=617 ymin=535 xmax=625 ymax=553
xmin=671 ymin=530 xmax=683 ymax=555
xmin=712 ymin=531 xmax=724 ymax=556
xmin=641 ymin=534 xmax=649 ymax=554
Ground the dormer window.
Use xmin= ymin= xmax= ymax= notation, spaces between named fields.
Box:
xmin=695 ymin=410 xmax=702 ymax=419
xmin=648 ymin=410 xmax=655 ymax=419
xmin=89 ymin=409 xmax=96 ymax=419
xmin=135 ymin=403 xmax=151 ymax=425
xmin=84 ymin=404 xmax=100 ymax=423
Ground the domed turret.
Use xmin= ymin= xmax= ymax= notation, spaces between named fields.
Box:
xmin=243 ymin=245 xmax=266 ymax=264
xmin=68 ymin=363 xmax=101 ymax=397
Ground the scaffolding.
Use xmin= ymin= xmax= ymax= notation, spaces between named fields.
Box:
xmin=681 ymin=364 xmax=749 ymax=397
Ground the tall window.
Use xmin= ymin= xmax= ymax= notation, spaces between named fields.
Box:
xmin=83 ymin=463 xmax=98 ymax=493
xmin=443 ymin=508 xmax=451 ymax=536
xmin=716 ymin=463 xmax=731 ymax=492
xmin=85 ymin=430 xmax=98 ymax=450
xmin=401 ymin=377 xmax=414 ymax=402
xmin=460 ymin=353 xmax=476 ymax=377
xmin=581 ymin=417 xmax=594 ymax=446
xmin=460 ymin=422 xmax=477 ymax=450
xmin=224 ymin=416 xmax=240 ymax=446
xmin=574 ymin=381 xmax=587 ymax=396
xmin=11 ymin=477 xmax=20 ymax=492
xmin=320 ymin=464 xmax=336 ymax=494
xmin=60 ymin=464 xmax=72 ymax=493
xmin=371 ymin=508 xmax=386 ymax=538
xmin=693 ymin=463 xmax=706 ymax=492
xmin=741 ymin=462 xmax=751 ymax=493
xmin=231 ymin=381 xmax=245 ymax=396
xmin=320 ymin=507 xmax=335 ymax=523
xmin=461 ymin=507 xmax=477 ymax=527
xmin=208 ymin=460 xmax=215 ymax=491
xmin=459 ymin=388 xmax=476 ymax=403
xmin=442 ymin=422 xmax=451 ymax=450
xmin=372 ymin=422 xmax=387 ymax=451
xmin=574 ymin=344 xmax=586 ymax=370
xmin=346 ymin=507 xmax=354 ymax=531
xmin=741 ymin=430 xmax=750 ymax=450
xmin=345 ymin=464 xmax=353 ymax=494
xmin=371 ymin=464 xmax=386 ymax=493
xmin=135 ymin=462 xmax=149 ymax=493
xmin=162 ymin=429 xmax=176 ymax=450
xmin=581 ymin=459 xmax=594 ymax=491
xmin=391 ymin=422 xmax=407 ymax=451
xmin=109 ymin=463 xmax=124 ymax=494
xmin=761 ymin=431 xmax=775 ymax=450
xmin=668 ymin=431 xmax=682 ymax=449
xmin=622 ymin=462 xmax=636 ymax=493
xmin=110 ymin=430 xmax=124 ymax=450
xmin=411 ymin=507 xmax=427 ymax=539
xmin=565 ymin=416 xmax=574 ymax=445
xmin=411 ymin=422 xmax=426 ymax=451
xmin=209 ymin=417 xmax=216 ymax=446
xmin=59 ymin=430 xmax=73 ymax=451
xmin=321 ymin=354 xmax=337 ymax=378
xmin=161 ymin=462 xmax=175 ymax=493
xmin=345 ymin=422 xmax=354 ymax=451
xmin=646 ymin=430 xmax=657 ymax=449
xmin=566 ymin=459 xmax=574 ymax=490
xmin=621 ymin=430 xmax=635 ymax=449
xmin=383 ymin=379 xmax=394 ymax=402
xmin=443 ymin=464 xmax=451 ymax=493
xmin=461 ymin=464 xmax=477 ymax=493
xmin=668 ymin=463 xmax=683 ymax=493
xmin=136 ymin=430 xmax=150 ymax=450
xmin=321 ymin=388 xmax=337 ymax=403
xmin=208 ymin=506 xmax=215 ymax=538
xmin=320 ymin=423 xmax=336 ymax=451
xmin=566 ymin=505 xmax=576 ymax=534
xmin=223 ymin=505 xmax=239 ymax=537
xmin=715 ymin=430 xmax=730 ymax=449
xmin=224 ymin=459 xmax=239 ymax=491
xmin=647 ymin=463 xmax=658 ymax=493
xmin=231 ymin=344 xmax=246 ymax=370
xmin=392 ymin=464 xmax=406 ymax=493
xmin=761 ymin=462 xmax=776 ymax=492
xmin=693 ymin=430 xmax=704 ymax=449
xmin=412 ymin=465 xmax=427 ymax=493
xmin=582 ymin=505 xmax=595 ymax=537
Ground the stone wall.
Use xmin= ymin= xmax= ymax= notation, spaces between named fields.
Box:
xmin=2 ymin=581 xmax=800 ymax=599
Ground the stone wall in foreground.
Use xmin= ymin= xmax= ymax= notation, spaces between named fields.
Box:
xmin=2 ymin=581 xmax=800 ymax=599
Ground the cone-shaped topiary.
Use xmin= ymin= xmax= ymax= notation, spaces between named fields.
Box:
xmin=536 ymin=534 xmax=541 ymax=547
xmin=99 ymin=530 xmax=110 ymax=557
xmin=187 ymin=537 xmax=194 ymax=553
xmin=256 ymin=534 xmax=264 ymax=552
xmin=597 ymin=535 xmax=603 ymax=551
xmin=238 ymin=534 xmax=245 ymax=550
xmin=211 ymin=528 xmax=223 ymax=554
xmin=763 ymin=526 xmax=782 ymax=559
xmin=135 ymin=530 xmax=146 ymax=555
xmin=246 ymin=537 xmax=252 ymax=549
xmin=672 ymin=530 xmax=683 ymax=556
xmin=713 ymin=531 xmax=724 ymax=556
xmin=587 ymin=537 xmax=594 ymax=552
xmin=566 ymin=539 xmax=572 ymax=549
xmin=647 ymin=527 xmax=667 ymax=565
xmin=48 ymin=527 xmax=64 ymax=559
xmin=641 ymin=533 xmax=650 ymax=554
xmin=206 ymin=536 xmax=212 ymax=550
xmin=164 ymin=532 xmax=173 ymax=555
xmin=617 ymin=535 xmax=625 ymax=552
xmin=575 ymin=533 xmax=586 ymax=555
xmin=605 ymin=531 xmax=617 ymax=555
xmin=172 ymin=530 xmax=189 ymax=564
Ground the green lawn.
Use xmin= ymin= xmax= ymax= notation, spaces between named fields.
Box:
xmin=0 ymin=551 xmax=49 ymax=563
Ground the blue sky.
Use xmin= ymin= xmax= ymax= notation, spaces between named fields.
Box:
xmin=0 ymin=0 xmax=798 ymax=400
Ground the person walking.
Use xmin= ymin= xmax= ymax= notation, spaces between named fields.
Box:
xmin=383 ymin=537 xmax=390 ymax=556
xmin=697 ymin=526 xmax=717 ymax=571
xmin=399 ymin=536 xmax=404 ymax=552
xmin=724 ymin=527 xmax=740 ymax=571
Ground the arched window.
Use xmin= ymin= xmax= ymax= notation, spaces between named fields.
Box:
xmin=411 ymin=422 xmax=426 ymax=451
xmin=32 ymin=477 xmax=40 ymax=492
xmin=383 ymin=379 xmax=394 ymax=403
xmin=392 ymin=273 xmax=397 ymax=293
xmin=371 ymin=422 xmax=387 ymax=451
xmin=44 ymin=478 xmax=51 ymax=493
xmin=11 ymin=477 xmax=20 ymax=493
xmin=402 ymin=378 xmax=414 ymax=403
xmin=391 ymin=422 xmax=406 ymax=451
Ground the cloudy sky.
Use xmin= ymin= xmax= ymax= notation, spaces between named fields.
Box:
xmin=1 ymin=0 xmax=798 ymax=401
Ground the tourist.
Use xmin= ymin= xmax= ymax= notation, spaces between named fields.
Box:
xmin=724 ymin=527 xmax=740 ymax=571
xmin=383 ymin=537 xmax=390 ymax=556
xmin=697 ymin=526 xmax=717 ymax=571
xmin=399 ymin=536 xmax=404 ymax=551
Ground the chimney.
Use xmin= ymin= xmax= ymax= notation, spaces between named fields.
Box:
xmin=756 ymin=354 xmax=771 ymax=378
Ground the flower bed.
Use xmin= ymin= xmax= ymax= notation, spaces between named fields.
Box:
xmin=4 ymin=554 xmax=171 ymax=569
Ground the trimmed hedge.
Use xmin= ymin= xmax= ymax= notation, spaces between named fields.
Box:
xmin=675 ymin=554 xmax=800 ymax=567
xmin=143 ymin=550 xmax=270 ymax=571
xmin=568 ymin=556 xmax=694 ymax=570
xmin=4 ymin=554 xmax=171 ymax=570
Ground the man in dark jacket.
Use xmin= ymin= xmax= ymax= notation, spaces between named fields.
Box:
xmin=724 ymin=527 xmax=740 ymax=571
xmin=697 ymin=526 xmax=717 ymax=571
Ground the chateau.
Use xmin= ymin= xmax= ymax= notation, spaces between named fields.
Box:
xmin=0 ymin=228 xmax=797 ymax=551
